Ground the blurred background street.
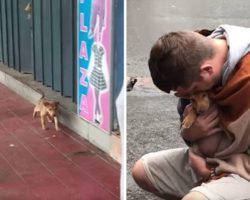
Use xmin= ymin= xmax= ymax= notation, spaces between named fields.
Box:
xmin=127 ymin=0 xmax=250 ymax=199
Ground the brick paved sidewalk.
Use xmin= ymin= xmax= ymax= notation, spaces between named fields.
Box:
xmin=0 ymin=83 xmax=120 ymax=200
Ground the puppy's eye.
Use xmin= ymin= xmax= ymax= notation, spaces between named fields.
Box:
xmin=202 ymin=93 xmax=207 ymax=98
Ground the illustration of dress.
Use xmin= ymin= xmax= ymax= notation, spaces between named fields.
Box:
xmin=89 ymin=43 xmax=107 ymax=91
xmin=89 ymin=43 xmax=107 ymax=124
xmin=88 ymin=0 xmax=108 ymax=125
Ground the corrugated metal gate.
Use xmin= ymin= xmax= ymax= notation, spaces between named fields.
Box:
xmin=112 ymin=0 xmax=124 ymax=130
xmin=0 ymin=0 xmax=123 ymax=131
xmin=0 ymin=0 xmax=77 ymax=100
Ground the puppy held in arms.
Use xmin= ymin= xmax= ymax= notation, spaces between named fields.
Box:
xmin=182 ymin=92 xmax=210 ymax=129
xmin=33 ymin=91 xmax=60 ymax=131
xmin=182 ymin=92 xmax=231 ymax=158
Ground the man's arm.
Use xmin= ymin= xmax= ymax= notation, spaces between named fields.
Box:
xmin=178 ymin=98 xmax=222 ymax=142
xmin=177 ymin=98 xmax=224 ymax=180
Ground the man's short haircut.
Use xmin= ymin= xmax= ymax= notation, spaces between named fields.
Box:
xmin=148 ymin=31 xmax=214 ymax=93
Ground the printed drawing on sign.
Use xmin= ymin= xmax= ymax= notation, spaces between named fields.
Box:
xmin=78 ymin=0 xmax=111 ymax=132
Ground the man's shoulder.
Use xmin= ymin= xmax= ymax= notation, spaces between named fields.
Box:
xmin=235 ymin=52 xmax=250 ymax=72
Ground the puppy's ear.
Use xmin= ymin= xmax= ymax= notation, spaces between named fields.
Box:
xmin=53 ymin=102 xmax=59 ymax=107
xmin=43 ymin=101 xmax=50 ymax=106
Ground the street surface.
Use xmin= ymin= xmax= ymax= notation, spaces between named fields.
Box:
xmin=127 ymin=0 xmax=250 ymax=199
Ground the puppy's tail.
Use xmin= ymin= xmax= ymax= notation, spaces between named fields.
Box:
xmin=36 ymin=88 xmax=45 ymax=98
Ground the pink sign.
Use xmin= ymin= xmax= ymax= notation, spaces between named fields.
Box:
xmin=78 ymin=0 xmax=112 ymax=133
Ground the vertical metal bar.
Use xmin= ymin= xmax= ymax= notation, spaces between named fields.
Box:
xmin=111 ymin=0 xmax=124 ymax=131
xmin=51 ymin=0 xmax=62 ymax=92
xmin=18 ymin=0 xmax=32 ymax=73
xmin=1 ymin=0 xmax=4 ymax=63
xmin=16 ymin=0 xmax=21 ymax=71
xmin=32 ymin=0 xmax=36 ymax=79
xmin=61 ymin=0 xmax=73 ymax=97
xmin=1 ymin=0 xmax=5 ymax=63
xmin=59 ymin=0 xmax=63 ymax=96
xmin=51 ymin=0 xmax=54 ymax=89
xmin=6 ymin=0 xmax=13 ymax=67
xmin=33 ymin=0 xmax=43 ymax=81
xmin=61 ymin=0 xmax=64 ymax=95
xmin=109 ymin=0 xmax=115 ymax=132
xmin=40 ymin=0 xmax=43 ymax=81
xmin=12 ymin=0 xmax=20 ymax=70
xmin=9 ymin=0 xmax=15 ymax=68
xmin=72 ymin=0 xmax=77 ymax=102
xmin=42 ymin=0 xmax=52 ymax=86
xmin=0 ymin=0 xmax=3 ymax=62
xmin=31 ymin=0 xmax=35 ymax=78
xmin=41 ymin=0 xmax=44 ymax=83
xmin=50 ymin=0 xmax=54 ymax=89
xmin=33 ymin=0 xmax=36 ymax=79
xmin=3 ymin=0 xmax=9 ymax=65
xmin=2 ymin=0 xmax=7 ymax=64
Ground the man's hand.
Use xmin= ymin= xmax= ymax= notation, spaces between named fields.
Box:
xmin=189 ymin=149 xmax=211 ymax=178
xmin=189 ymin=150 xmax=229 ymax=182
xmin=206 ymin=153 xmax=250 ymax=180
xmin=181 ymin=105 xmax=223 ymax=142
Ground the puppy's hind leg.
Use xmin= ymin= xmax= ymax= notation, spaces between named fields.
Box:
xmin=54 ymin=116 xmax=60 ymax=131
xmin=47 ymin=116 xmax=53 ymax=123
xmin=33 ymin=108 xmax=38 ymax=118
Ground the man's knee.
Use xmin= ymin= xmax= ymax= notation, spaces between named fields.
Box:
xmin=132 ymin=159 xmax=181 ymax=200
xmin=182 ymin=192 xmax=208 ymax=200
xmin=132 ymin=159 xmax=155 ymax=192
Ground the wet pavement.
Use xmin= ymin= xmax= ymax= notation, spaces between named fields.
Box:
xmin=127 ymin=0 xmax=250 ymax=199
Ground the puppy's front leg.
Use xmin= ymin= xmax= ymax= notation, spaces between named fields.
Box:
xmin=182 ymin=109 xmax=197 ymax=129
xmin=33 ymin=108 xmax=37 ymax=118
xmin=47 ymin=116 xmax=53 ymax=123
xmin=41 ymin=115 xmax=47 ymax=130
xmin=54 ymin=116 xmax=60 ymax=131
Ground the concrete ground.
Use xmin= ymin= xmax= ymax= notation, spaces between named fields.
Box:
xmin=127 ymin=0 xmax=250 ymax=199
xmin=127 ymin=84 xmax=185 ymax=200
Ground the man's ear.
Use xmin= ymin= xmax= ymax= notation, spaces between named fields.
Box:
xmin=200 ymin=64 xmax=213 ymax=76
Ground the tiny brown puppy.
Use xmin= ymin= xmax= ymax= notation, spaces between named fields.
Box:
xmin=33 ymin=92 xmax=60 ymax=131
xmin=182 ymin=92 xmax=210 ymax=129
xmin=183 ymin=92 xmax=234 ymax=182
xmin=182 ymin=92 xmax=223 ymax=157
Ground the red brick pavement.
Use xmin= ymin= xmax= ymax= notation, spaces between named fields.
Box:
xmin=0 ymin=83 xmax=120 ymax=200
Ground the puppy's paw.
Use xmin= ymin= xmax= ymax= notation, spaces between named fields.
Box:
xmin=182 ymin=109 xmax=197 ymax=129
xmin=55 ymin=127 xmax=60 ymax=131
xmin=182 ymin=116 xmax=194 ymax=129
xmin=42 ymin=126 xmax=48 ymax=130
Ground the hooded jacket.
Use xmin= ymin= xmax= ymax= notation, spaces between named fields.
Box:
xmin=209 ymin=25 xmax=250 ymax=85
xmin=198 ymin=25 xmax=250 ymax=181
